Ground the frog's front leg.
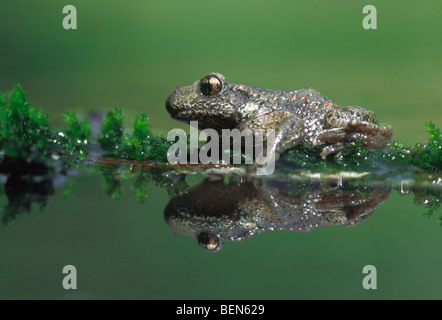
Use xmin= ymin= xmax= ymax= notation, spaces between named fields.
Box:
xmin=238 ymin=109 xmax=304 ymax=168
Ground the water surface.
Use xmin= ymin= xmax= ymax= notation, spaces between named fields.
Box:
xmin=0 ymin=163 xmax=440 ymax=299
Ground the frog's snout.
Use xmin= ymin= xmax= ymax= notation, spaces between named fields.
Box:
xmin=165 ymin=93 xmax=176 ymax=116
xmin=165 ymin=86 xmax=181 ymax=116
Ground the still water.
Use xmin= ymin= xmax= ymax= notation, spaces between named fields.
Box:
xmin=0 ymin=161 xmax=441 ymax=299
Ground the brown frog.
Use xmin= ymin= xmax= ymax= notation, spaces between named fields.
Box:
xmin=164 ymin=177 xmax=391 ymax=251
xmin=166 ymin=73 xmax=392 ymax=159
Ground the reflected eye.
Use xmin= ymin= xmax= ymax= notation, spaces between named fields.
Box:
xmin=200 ymin=75 xmax=223 ymax=96
xmin=197 ymin=232 xmax=222 ymax=251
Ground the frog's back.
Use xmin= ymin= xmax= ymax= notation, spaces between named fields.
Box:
xmin=263 ymin=87 xmax=336 ymax=120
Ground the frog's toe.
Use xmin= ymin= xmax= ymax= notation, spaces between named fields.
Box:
xmin=313 ymin=128 xmax=347 ymax=146
xmin=320 ymin=144 xmax=345 ymax=159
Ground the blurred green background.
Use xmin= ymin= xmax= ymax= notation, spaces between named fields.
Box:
xmin=0 ymin=0 xmax=441 ymax=300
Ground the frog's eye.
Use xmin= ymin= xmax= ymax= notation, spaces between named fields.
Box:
xmin=200 ymin=75 xmax=224 ymax=96
xmin=197 ymin=232 xmax=222 ymax=251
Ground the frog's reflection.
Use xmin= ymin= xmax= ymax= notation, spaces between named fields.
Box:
xmin=164 ymin=177 xmax=391 ymax=252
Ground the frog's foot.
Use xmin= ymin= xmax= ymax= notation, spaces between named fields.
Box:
xmin=312 ymin=128 xmax=347 ymax=147
xmin=313 ymin=121 xmax=392 ymax=152
xmin=346 ymin=120 xmax=392 ymax=148
xmin=319 ymin=144 xmax=346 ymax=159
xmin=315 ymin=187 xmax=391 ymax=224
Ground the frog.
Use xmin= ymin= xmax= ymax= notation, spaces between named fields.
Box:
xmin=165 ymin=72 xmax=392 ymax=160
xmin=164 ymin=176 xmax=390 ymax=251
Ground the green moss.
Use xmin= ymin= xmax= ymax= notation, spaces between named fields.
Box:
xmin=123 ymin=113 xmax=172 ymax=162
xmin=284 ymin=122 xmax=442 ymax=174
xmin=411 ymin=122 xmax=442 ymax=172
xmin=0 ymin=87 xmax=172 ymax=167
xmin=64 ymin=110 xmax=91 ymax=142
xmin=99 ymin=164 xmax=123 ymax=201
xmin=0 ymin=86 xmax=52 ymax=160
xmin=98 ymin=107 xmax=125 ymax=157
xmin=0 ymin=86 xmax=92 ymax=166
xmin=57 ymin=111 xmax=91 ymax=162
xmin=98 ymin=109 xmax=172 ymax=162
xmin=412 ymin=186 xmax=442 ymax=221
xmin=95 ymin=162 xmax=189 ymax=203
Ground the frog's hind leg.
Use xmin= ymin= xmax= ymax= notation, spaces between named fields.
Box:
xmin=313 ymin=128 xmax=358 ymax=158
xmin=313 ymin=127 xmax=348 ymax=147
xmin=314 ymin=121 xmax=393 ymax=158
xmin=348 ymin=121 xmax=393 ymax=148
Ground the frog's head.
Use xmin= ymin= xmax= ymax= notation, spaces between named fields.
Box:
xmin=164 ymin=179 xmax=260 ymax=252
xmin=166 ymin=73 xmax=251 ymax=131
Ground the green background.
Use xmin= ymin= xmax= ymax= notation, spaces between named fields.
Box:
xmin=0 ymin=0 xmax=441 ymax=299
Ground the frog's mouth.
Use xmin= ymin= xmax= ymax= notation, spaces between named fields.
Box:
xmin=165 ymin=87 xmax=213 ymax=120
